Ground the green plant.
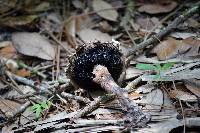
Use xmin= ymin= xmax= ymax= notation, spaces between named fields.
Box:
xmin=31 ymin=100 xmax=52 ymax=119
xmin=136 ymin=62 xmax=175 ymax=80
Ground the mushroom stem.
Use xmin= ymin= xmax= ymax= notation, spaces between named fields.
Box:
xmin=93 ymin=65 xmax=151 ymax=127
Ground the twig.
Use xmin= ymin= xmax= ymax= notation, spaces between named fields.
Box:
xmin=126 ymin=1 xmax=200 ymax=59
xmin=73 ymin=94 xmax=115 ymax=118
xmin=61 ymin=92 xmax=90 ymax=103
xmin=124 ymin=76 xmax=142 ymax=92
xmin=92 ymin=65 xmax=150 ymax=127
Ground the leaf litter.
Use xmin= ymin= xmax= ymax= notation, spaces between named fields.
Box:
xmin=0 ymin=0 xmax=200 ymax=132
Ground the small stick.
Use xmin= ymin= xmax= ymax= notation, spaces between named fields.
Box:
xmin=93 ymin=65 xmax=150 ymax=127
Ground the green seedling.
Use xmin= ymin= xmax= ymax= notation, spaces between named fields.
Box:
xmin=136 ymin=62 xmax=175 ymax=80
xmin=31 ymin=100 xmax=52 ymax=119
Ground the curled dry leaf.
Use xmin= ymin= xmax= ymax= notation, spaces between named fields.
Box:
xmin=92 ymin=0 xmax=118 ymax=21
xmin=138 ymin=1 xmax=177 ymax=14
xmin=12 ymin=32 xmax=56 ymax=60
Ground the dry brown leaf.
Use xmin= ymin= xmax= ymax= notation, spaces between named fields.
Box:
xmin=129 ymin=92 xmax=142 ymax=100
xmin=92 ymin=0 xmax=118 ymax=21
xmin=169 ymin=90 xmax=197 ymax=102
xmin=0 ymin=15 xmax=38 ymax=27
xmin=0 ymin=99 xmax=21 ymax=117
xmin=170 ymin=32 xmax=197 ymax=39
xmin=138 ymin=1 xmax=177 ymax=14
xmin=78 ymin=29 xmax=112 ymax=42
xmin=182 ymin=37 xmax=200 ymax=57
xmin=0 ymin=46 xmax=17 ymax=58
xmin=187 ymin=18 xmax=200 ymax=28
xmin=0 ymin=0 xmax=17 ymax=13
xmin=125 ymin=67 xmax=143 ymax=80
xmin=12 ymin=32 xmax=56 ymax=60
xmin=0 ymin=43 xmax=17 ymax=58
xmin=184 ymin=79 xmax=200 ymax=97
xmin=152 ymin=37 xmax=191 ymax=60
xmin=136 ymin=17 xmax=156 ymax=31
xmin=64 ymin=15 xmax=93 ymax=48
xmin=0 ymin=41 xmax=12 ymax=48
xmin=16 ymin=69 xmax=31 ymax=77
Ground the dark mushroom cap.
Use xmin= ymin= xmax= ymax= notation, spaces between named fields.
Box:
xmin=69 ymin=41 xmax=124 ymax=90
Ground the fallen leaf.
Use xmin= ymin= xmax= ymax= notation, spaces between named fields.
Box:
xmin=125 ymin=67 xmax=143 ymax=80
xmin=72 ymin=0 xmax=84 ymax=9
xmin=0 ymin=99 xmax=21 ymax=117
xmin=64 ymin=15 xmax=93 ymax=47
xmin=0 ymin=0 xmax=17 ymax=13
xmin=152 ymin=37 xmax=191 ymax=60
xmin=25 ymin=2 xmax=50 ymax=13
xmin=0 ymin=43 xmax=17 ymax=58
xmin=12 ymin=32 xmax=56 ymax=60
xmin=138 ymin=1 xmax=177 ymax=14
xmin=170 ymin=32 xmax=197 ymax=39
xmin=128 ymin=92 xmax=142 ymax=100
xmin=0 ymin=15 xmax=38 ymax=27
xmin=0 ymin=41 xmax=12 ymax=48
xmin=184 ymin=79 xmax=200 ymax=97
xmin=78 ymin=29 xmax=112 ymax=42
xmin=92 ymin=0 xmax=118 ymax=21
xmin=135 ymin=89 xmax=164 ymax=110
xmin=136 ymin=17 xmax=155 ymax=30
xmin=169 ymin=90 xmax=197 ymax=102
xmin=182 ymin=37 xmax=200 ymax=57
xmin=186 ymin=18 xmax=200 ymax=28
xmin=135 ymin=84 xmax=155 ymax=94
xmin=16 ymin=69 xmax=31 ymax=77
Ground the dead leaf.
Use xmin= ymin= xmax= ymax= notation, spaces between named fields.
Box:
xmin=78 ymin=29 xmax=112 ymax=42
xmin=186 ymin=18 xmax=200 ymax=28
xmin=182 ymin=37 xmax=200 ymax=57
xmin=16 ymin=69 xmax=31 ymax=77
xmin=64 ymin=17 xmax=76 ymax=48
xmin=25 ymin=2 xmax=50 ymax=13
xmin=128 ymin=92 xmax=142 ymax=100
xmin=135 ymin=89 xmax=164 ymax=110
xmin=0 ymin=15 xmax=38 ymax=27
xmin=4 ymin=58 xmax=19 ymax=72
xmin=92 ymin=0 xmax=118 ymax=21
xmin=135 ymin=84 xmax=155 ymax=94
xmin=0 ymin=99 xmax=21 ymax=117
xmin=169 ymin=90 xmax=197 ymax=102
xmin=170 ymin=32 xmax=197 ymax=39
xmin=0 ymin=43 xmax=17 ymax=58
xmin=64 ymin=15 xmax=93 ymax=48
xmin=184 ymin=79 xmax=200 ymax=97
xmin=0 ymin=0 xmax=17 ymax=13
xmin=0 ymin=41 xmax=12 ymax=48
xmin=12 ymin=32 xmax=56 ymax=60
xmin=138 ymin=1 xmax=177 ymax=14
xmin=136 ymin=17 xmax=158 ymax=30
xmin=152 ymin=37 xmax=191 ymax=60
xmin=125 ymin=67 xmax=143 ymax=80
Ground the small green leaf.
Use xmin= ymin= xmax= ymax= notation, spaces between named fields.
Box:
xmin=162 ymin=62 xmax=175 ymax=70
xmin=155 ymin=64 xmax=162 ymax=71
xmin=35 ymin=107 xmax=42 ymax=118
xmin=136 ymin=63 xmax=157 ymax=70
xmin=40 ymin=101 xmax=49 ymax=109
